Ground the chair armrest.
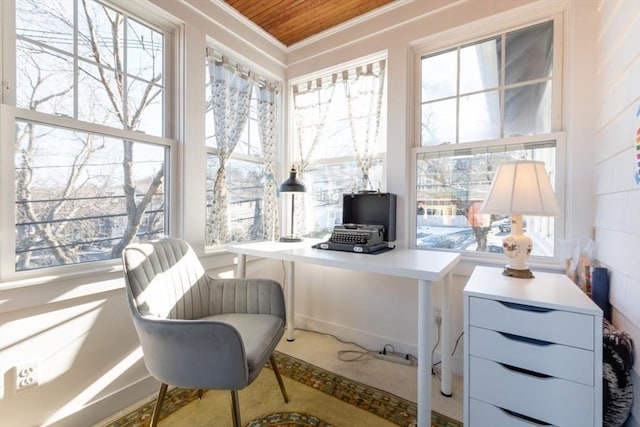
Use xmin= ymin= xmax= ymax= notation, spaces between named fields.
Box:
xmin=132 ymin=315 xmax=250 ymax=390
xmin=207 ymin=278 xmax=285 ymax=319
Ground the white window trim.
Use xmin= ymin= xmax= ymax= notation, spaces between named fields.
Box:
xmin=410 ymin=132 xmax=567 ymax=266
xmin=412 ymin=13 xmax=565 ymax=147
xmin=0 ymin=0 xmax=179 ymax=285
xmin=410 ymin=7 xmax=567 ymax=267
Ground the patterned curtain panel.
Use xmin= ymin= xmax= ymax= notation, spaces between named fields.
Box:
xmin=343 ymin=60 xmax=386 ymax=191
xmin=293 ymin=81 xmax=336 ymax=173
xmin=292 ymin=81 xmax=337 ymax=235
xmin=257 ymin=85 xmax=279 ymax=241
xmin=206 ymin=57 xmax=253 ymax=245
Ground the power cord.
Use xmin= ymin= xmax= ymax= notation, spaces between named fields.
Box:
xmin=293 ymin=328 xmax=418 ymax=364
xmin=430 ymin=308 xmax=464 ymax=381
xmin=276 ymin=263 xmax=378 ymax=362
xmin=432 ymin=330 xmax=464 ymax=379
xmin=431 ymin=313 xmax=441 ymax=379
xmin=293 ymin=327 xmax=378 ymax=362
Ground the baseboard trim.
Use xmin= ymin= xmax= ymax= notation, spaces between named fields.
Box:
xmin=51 ymin=375 xmax=158 ymax=427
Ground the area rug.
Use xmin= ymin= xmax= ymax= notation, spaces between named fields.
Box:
xmin=102 ymin=351 xmax=461 ymax=427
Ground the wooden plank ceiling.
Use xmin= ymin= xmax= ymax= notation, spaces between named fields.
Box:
xmin=223 ymin=0 xmax=395 ymax=46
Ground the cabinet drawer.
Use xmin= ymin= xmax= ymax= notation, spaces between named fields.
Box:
xmin=469 ymin=398 xmax=560 ymax=427
xmin=469 ymin=297 xmax=594 ymax=350
xmin=469 ymin=326 xmax=594 ymax=386
xmin=469 ymin=356 xmax=594 ymax=427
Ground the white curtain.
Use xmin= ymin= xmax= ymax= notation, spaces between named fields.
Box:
xmin=292 ymin=80 xmax=337 ymax=234
xmin=291 ymin=59 xmax=386 ymax=235
xmin=343 ymin=60 xmax=386 ymax=191
xmin=206 ymin=55 xmax=253 ymax=245
xmin=257 ymin=85 xmax=279 ymax=241
xmin=293 ymin=80 xmax=337 ymax=173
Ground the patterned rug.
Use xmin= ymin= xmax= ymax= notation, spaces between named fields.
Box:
xmin=103 ymin=351 xmax=462 ymax=427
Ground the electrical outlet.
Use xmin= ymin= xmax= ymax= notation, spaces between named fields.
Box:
xmin=434 ymin=307 xmax=442 ymax=325
xmin=15 ymin=361 xmax=38 ymax=391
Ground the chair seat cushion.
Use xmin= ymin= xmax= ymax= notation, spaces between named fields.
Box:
xmin=203 ymin=313 xmax=284 ymax=380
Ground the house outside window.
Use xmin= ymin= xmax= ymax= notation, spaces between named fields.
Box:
xmin=205 ymin=48 xmax=280 ymax=247
xmin=290 ymin=57 xmax=387 ymax=239
xmin=3 ymin=0 xmax=175 ymax=276
xmin=413 ymin=19 xmax=564 ymax=258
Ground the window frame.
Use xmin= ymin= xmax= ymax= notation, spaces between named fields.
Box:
xmin=0 ymin=0 xmax=178 ymax=283
xmin=287 ymin=53 xmax=389 ymax=239
xmin=410 ymin=13 xmax=566 ymax=265
xmin=204 ymin=47 xmax=282 ymax=249
xmin=410 ymin=132 xmax=566 ymax=260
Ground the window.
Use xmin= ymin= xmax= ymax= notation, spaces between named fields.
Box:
xmin=414 ymin=19 xmax=563 ymax=258
xmin=4 ymin=0 xmax=174 ymax=274
xmin=205 ymin=49 xmax=280 ymax=246
xmin=291 ymin=58 xmax=387 ymax=238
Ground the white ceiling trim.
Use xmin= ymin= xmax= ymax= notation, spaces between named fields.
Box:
xmin=211 ymin=0 xmax=287 ymax=50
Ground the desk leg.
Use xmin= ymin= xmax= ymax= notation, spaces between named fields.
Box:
xmin=285 ymin=260 xmax=295 ymax=342
xmin=236 ymin=254 xmax=246 ymax=278
xmin=440 ymin=272 xmax=452 ymax=397
xmin=417 ymin=279 xmax=432 ymax=427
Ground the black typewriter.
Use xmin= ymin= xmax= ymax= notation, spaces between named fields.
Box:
xmin=313 ymin=223 xmax=390 ymax=254
xmin=312 ymin=191 xmax=396 ymax=254
xmin=329 ymin=223 xmax=384 ymax=245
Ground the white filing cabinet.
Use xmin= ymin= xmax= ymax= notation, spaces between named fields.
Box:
xmin=463 ymin=266 xmax=602 ymax=427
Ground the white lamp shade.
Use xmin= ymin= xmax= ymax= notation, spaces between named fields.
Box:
xmin=479 ymin=160 xmax=560 ymax=216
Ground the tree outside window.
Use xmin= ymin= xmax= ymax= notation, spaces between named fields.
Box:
xmin=9 ymin=0 xmax=173 ymax=272
xmin=415 ymin=20 xmax=562 ymax=257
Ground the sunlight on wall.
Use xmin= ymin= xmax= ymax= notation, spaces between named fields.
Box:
xmin=43 ymin=347 xmax=144 ymax=426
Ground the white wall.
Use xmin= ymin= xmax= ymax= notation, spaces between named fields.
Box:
xmin=593 ymin=0 xmax=640 ymax=424
xmin=0 ymin=0 xmax=619 ymax=425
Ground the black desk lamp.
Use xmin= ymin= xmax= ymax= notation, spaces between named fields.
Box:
xmin=279 ymin=165 xmax=306 ymax=242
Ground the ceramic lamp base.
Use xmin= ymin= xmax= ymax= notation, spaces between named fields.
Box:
xmin=503 ymin=266 xmax=534 ymax=279
xmin=501 ymin=214 xmax=533 ymax=278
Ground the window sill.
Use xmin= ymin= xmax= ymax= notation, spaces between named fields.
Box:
xmin=0 ymin=267 xmax=125 ymax=315
xmin=0 ymin=250 xmax=240 ymax=315
xmin=455 ymin=252 xmax=565 ymax=277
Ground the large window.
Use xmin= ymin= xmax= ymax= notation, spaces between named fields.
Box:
xmin=414 ymin=19 xmax=563 ymax=258
xmin=4 ymin=0 xmax=174 ymax=275
xmin=291 ymin=58 xmax=387 ymax=239
xmin=205 ymin=49 xmax=280 ymax=246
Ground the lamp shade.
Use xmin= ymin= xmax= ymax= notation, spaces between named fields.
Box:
xmin=479 ymin=160 xmax=560 ymax=216
xmin=280 ymin=166 xmax=306 ymax=193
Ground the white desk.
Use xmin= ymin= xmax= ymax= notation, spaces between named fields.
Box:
xmin=228 ymin=240 xmax=460 ymax=427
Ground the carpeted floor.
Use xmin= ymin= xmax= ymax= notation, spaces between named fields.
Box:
xmin=101 ymin=351 xmax=462 ymax=427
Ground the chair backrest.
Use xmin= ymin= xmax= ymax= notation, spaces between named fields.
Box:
xmin=122 ymin=238 xmax=211 ymax=320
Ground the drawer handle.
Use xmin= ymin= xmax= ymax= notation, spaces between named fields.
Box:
xmin=499 ymin=301 xmax=553 ymax=313
xmin=499 ymin=331 xmax=552 ymax=346
xmin=499 ymin=407 xmax=552 ymax=425
xmin=499 ymin=362 xmax=551 ymax=379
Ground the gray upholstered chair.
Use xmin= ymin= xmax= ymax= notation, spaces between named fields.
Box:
xmin=121 ymin=238 xmax=289 ymax=427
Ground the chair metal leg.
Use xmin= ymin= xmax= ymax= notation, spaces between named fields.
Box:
xmin=150 ymin=383 xmax=168 ymax=427
xmin=270 ymin=354 xmax=289 ymax=403
xmin=230 ymin=390 xmax=241 ymax=427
